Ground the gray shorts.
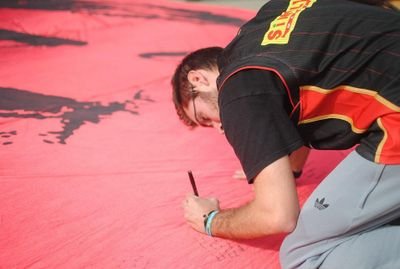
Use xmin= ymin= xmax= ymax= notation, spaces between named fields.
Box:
xmin=280 ymin=150 xmax=400 ymax=269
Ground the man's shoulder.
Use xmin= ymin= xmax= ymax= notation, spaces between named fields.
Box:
xmin=218 ymin=69 xmax=286 ymax=107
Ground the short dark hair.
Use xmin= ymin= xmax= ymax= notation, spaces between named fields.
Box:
xmin=171 ymin=47 xmax=223 ymax=127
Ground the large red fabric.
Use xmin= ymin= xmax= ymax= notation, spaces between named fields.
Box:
xmin=0 ymin=1 xmax=349 ymax=268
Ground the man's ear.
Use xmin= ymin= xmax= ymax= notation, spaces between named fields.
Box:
xmin=187 ymin=70 xmax=209 ymax=88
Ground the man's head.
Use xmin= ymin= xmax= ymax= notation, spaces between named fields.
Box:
xmin=171 ymin=47 xmax=224 ymax=132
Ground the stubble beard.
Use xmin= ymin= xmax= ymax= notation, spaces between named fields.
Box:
xmin=202 ymin=91 xmax=219 ymax=114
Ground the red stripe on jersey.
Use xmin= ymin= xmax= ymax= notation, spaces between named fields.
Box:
xmin=299 ymin=85 xmax=400 ymax=163
xmin=376 ymin=114 xmax=400 ymax=164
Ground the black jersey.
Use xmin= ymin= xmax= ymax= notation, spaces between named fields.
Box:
xmin=217 ymin=0 xmax=400 ymax=181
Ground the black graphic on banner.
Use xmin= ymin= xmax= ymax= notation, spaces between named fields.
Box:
xmin=0 ymin=87 xmax=153 ymax=145
xmin=0 ymin=29 xmax=87 ymax=47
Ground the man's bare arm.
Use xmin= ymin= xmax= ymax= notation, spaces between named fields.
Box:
xmin=210 ymin=155 xmax=300 ymax=239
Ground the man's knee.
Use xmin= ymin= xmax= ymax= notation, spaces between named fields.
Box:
xmin=321 ymin=226 xmax=400 ymax=269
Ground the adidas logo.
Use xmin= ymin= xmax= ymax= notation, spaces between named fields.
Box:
xmin=314 ymin=198 xmax=329 ymax=210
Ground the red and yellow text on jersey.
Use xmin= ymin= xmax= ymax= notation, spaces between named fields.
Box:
xmin=299 ymin=85 xmax=400 ymax=164
xmin=262 ymin=0 xmax=317 ymax=46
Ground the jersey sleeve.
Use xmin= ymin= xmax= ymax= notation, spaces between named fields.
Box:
xmin=219 ymin=69 xmax=304 ymax=183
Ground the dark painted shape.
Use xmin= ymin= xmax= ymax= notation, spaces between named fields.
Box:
xmin=0 ymin=0 xmax=112 ymax=11
xmin=0 ymin=87 xmax=152 ymax=145
xmin=134 ymin=90 xmax=154 ymax=102
xmin=0 ymin=29 xmax=87 ymax=47
xmin=0 ymin=131 xmax=17 ymax=145
xmin=139 ymin=52 xmax=188 ymax=59
xmin=100 ymin=4 xmax=246 ymax=26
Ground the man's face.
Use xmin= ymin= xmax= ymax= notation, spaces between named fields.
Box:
xmin=183 ymin=88 xmax=223 ymax=133
xmin=183 ymin=69 xmax=223 ymax=133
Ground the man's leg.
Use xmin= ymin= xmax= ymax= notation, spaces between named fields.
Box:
xmin=280 ymin=150 xmax=400 ymax=269
xmin=320 ymin=225 xmax=400 ymax=269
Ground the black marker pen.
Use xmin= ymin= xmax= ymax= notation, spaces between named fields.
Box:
xmin=187 ymin=170 xmax=199 ymax=196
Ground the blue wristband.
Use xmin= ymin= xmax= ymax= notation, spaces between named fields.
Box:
xmin=203 ymin=210 xmax=216 ymax=232
xmin=205 ymin=210 xmax=219 ymax=236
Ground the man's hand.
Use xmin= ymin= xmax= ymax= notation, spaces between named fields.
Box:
xmin=182 ymin=194 xmax=220 ymax=233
